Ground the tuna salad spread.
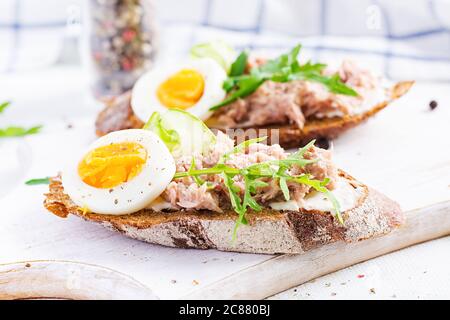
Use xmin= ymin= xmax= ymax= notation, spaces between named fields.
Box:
xmin=215 ymin=59 xmax=384 ymax=129
xmin=153 ymin=131 xmax=338 ymax=214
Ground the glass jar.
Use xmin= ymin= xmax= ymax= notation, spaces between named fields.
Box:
xmin=84 ymin=0 xmax=158 ymax=98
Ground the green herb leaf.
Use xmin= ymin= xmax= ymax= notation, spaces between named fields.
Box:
xmin=211 ymin=44 xmax=358 ymax=110
xmin=258 ymin=44 xmax=301 ymax=76
xmin=25 ymin=177 xmax=50 ymax=185
xmin=220 ymin=136 xmax=268 ymax=163
xmin=0 ymin=101 xmax=10 ymax=114
xmin=292 ymin=174 xmax=342 ymax=223
xmin=0 ymin=102 xmax=43 ymax=138
xmin=223 ymin=78 xmax=236 ymax=92
xmin=222 ymin=173 xmax=245 ymax=228
xmin=0 ymin=125 xmax=42 ymax=138
xmin=229 ymin=50 xmax=249 ymax=77
xmin=174 ymin=137 xmax=342 ymax=238
xmin=210 ymin=75 xmax=264 ymax=110
xmin=291 ymin=60 xmax=327 ymax=76
xmin=189 ymin=157 xmax=205 ymax=186
xmin=288 ymin=139 xmax=316 ymax=159
xmin=291 ymin=72 xmax=358 ymax=96
xmin=279 ymin=177 xmax=290 ymax=201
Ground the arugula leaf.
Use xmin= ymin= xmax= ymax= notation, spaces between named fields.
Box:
xmin=222 ymin=173 xmax=245 ymax=227
xmin=222 ymin=51 xmax=249 ymax=92
xmin=210 ymin=44 xmax=358 ymax=110
xmin=279 ymin=177 xmax=290 ymax=201
xmin=189 ymin=157 xmax=205 ymax=186
xmin=231 ymin=175 xmax=268 ymax=240
xmin=0 ymin=125 xmax=42 ymax=138
xmin=291 ymin=72 xmax=358 ymax=96
xmin=174 ymin=138 xmax=343 ymax=238
xmin=174 ymin=164 xmax=239 ymax=179
xmin=292 ymin=174 xmax=342 ymax=223
xmin=229 ymin=51 xmax=249 ymax=77
xmin=223 ymin=78 xmax=237 ymax=92
xmin=25 ymin=177 xmax=50 ymax=185
xmin=258 ymin=44 xmax=301 ymax=76
xmin=0 ymin=102 xmax=43 ymax=138
xmin=289 ymin=139 xmax=316 ymax=159
xmin=220 ymin=136 xmax=268 ymax=163
xmin=292 ymin=60 xmax=327 ymax=74
xmin=0 ymin=101 xmax=10 ymax=114
xmin=211 ymin=75 xmax=264 ymax=110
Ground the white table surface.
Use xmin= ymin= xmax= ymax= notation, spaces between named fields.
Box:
xmin=0 ymin=66 xmax=449 ymax=300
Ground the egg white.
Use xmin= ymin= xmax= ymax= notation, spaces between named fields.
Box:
xmin=131 ymin=58 xmax=227 ymax=123
xmin=62 ymin=129 xmax=176 ymax=215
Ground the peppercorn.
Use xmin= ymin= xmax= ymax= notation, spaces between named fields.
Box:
xmin=315 ymin=137 xmax=331 ymax=150
xmin=429 ymin=100 xmax=438 ymax=110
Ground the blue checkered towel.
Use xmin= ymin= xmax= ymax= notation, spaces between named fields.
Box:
xmin=1 ymin=0 xmax=449 ymax=81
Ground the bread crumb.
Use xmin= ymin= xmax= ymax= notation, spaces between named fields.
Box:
xmin=192 ymin=280 xmax=199 ymax=285
xmin=370 ymin=288 xmax=376 ymax=294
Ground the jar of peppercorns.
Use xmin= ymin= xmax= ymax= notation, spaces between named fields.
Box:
xmin=84 ymin=0 xmax=158 ymax=98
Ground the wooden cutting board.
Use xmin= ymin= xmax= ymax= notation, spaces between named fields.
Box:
xmin=0 ymin=70 xmax=449 ymax=299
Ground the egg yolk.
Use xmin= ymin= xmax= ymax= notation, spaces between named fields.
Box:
xmin=157 ymin=69 xmax=205 ymax=109
xmin=78 ymin=142 xmax=147 ymax=189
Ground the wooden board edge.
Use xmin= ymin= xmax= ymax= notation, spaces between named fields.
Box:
xmin=0 ymin=260 xmax=158 ymax=300
xmin=182 ymin=200 xmax=450 ymax=299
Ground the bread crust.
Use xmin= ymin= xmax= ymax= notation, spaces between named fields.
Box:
xmin=207 ymin=81 xmax=414 ymax=148
xmin=95 ymin=81 xmax=413 ymax=148
xmin=44 ymin=171 xmax=404 ymax=254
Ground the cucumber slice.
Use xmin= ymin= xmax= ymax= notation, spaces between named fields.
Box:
xmin=190 ymin=41 xmax=237 ymax=74
xmin=144 ymin=109 xmax=216 ymax=158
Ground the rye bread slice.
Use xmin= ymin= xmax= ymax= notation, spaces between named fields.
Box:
xmin=95 ymin=81 xmax=413 ymax=149
xmin=44 ymin=171 xmax=404 ymax=255
xmin=206 ymin=81 xmax=414 ymax=148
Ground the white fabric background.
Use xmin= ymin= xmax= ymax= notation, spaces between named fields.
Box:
xmin=0 ymin=0 xmax=449 ymax=80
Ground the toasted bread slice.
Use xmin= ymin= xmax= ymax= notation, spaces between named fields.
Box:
xmin=95 ymin=81 xmax=413 ymax=148
xmin=44 ymin=171 xmax=403 ymax=254
xmin=206 ymin=81 xmax=414 ymax=148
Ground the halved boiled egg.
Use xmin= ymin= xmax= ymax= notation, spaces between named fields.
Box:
xmin=131 ymin=58 xmax=227 ymax=122
xmin=62 ymin=129 xmax=175 ymax=215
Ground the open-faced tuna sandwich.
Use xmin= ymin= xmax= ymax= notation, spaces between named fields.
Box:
xmin=96 ymin=42 xmax=413 ymax=148
xmin=45 ymin=109 xmax=403 ymax=254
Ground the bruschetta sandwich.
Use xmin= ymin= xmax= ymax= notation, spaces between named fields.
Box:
xmin=45 ymin=109 xmax=403 ymax=254
xmin=95 ymin=42 xmax=413 ymax=148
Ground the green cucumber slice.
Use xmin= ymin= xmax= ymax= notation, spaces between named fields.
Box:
xmin=144 ymin=109 xmax=216 ymax=158
xmin=190 ymin=41 xmax=237 ymax=74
